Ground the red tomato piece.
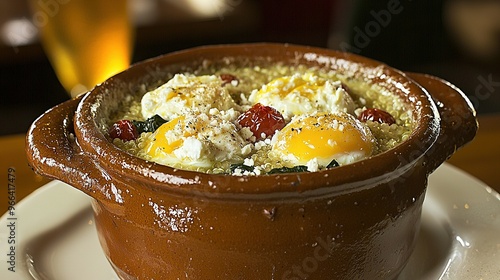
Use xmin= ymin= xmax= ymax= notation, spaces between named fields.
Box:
xmin=237 ymin=103 xmax=286 ymax=140
xmin=358 ymin=108 xmax=396 ymax=125
xmin=109 ymin=120 xmax=139 ymax=141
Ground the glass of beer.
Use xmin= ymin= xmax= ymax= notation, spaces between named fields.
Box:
xmin=30 ymin=0 xmax=134 ymax=97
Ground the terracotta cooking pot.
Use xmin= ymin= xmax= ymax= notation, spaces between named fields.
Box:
xmin=26 ymin=44 xmax=477 ymax=279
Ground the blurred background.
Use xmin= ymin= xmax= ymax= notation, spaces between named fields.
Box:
xmin=1 ymin=0 xmax=499 ymax=135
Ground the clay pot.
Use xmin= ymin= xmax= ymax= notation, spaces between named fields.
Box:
xmin=26 ymin=44 xmax=477 ymax=279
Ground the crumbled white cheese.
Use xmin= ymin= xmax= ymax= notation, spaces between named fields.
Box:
xmin=240 ymin=127 xmax=254 ymax=140
xmin=241 ymin=144 xmax=253 ymax=156
xmin=174 ymin=137 xmax=202 ymax=160
xmin=243 ymin=158 xmax=254 ymax=166
xmin=306 ymin=158 xmax=319 ymax=172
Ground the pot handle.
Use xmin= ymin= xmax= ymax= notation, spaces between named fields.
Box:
xmin=406 ymin=73 xmax=478 ymax=174
xmin=26 ymin=95 xmax=112 ymax=202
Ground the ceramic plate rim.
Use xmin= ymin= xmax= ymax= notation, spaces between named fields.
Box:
xmin=1 ymin=163 xmax=499 ymax=279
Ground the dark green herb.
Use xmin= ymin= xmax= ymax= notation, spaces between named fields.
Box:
xmin=230 ymin=163 xmax=255 ymax=173
xmin=326 ymin=159 xmax=339 ymax=169
xmin=133 ymin=114 xmax=167 ymax=134
xmin=268 ymin=165 xmax=308 ymax=174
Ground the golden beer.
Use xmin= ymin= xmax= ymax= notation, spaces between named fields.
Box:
xmin=31 ymin=0 xmax=133 ymax=97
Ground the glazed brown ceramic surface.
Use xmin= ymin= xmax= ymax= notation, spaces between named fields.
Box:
xmin=26 ymin=44 xmax=477 ymax=279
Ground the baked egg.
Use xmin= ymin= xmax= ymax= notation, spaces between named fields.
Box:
xmin=249 ymin=73 xmax=356 ymax=120
xmin=143 ymin=110 xmax=252 ymax=171
xmin=141 ymin=74 xmax=237 ymax=120
xmin=270 ymin=112 xmax=375 ymax=170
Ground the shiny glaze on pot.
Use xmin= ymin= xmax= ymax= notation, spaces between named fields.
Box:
xmin=26 ymin=44 xmax=477 ymax=279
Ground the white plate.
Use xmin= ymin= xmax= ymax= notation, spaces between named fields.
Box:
xmin=1 ymin=163 xmax=499 ymax=280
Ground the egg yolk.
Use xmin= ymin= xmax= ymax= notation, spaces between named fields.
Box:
xmin=273 ymin=74 xmax=323 ymax=97
xmin=255 ymin=73 xmax=325 ymax=100
xmin=146 ymin=116 xmax=184 ymax=157
xmin=272 ymin=113 xmax=374 ymax=166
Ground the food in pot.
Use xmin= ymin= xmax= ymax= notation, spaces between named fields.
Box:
xmin=109 ymin=63 xmax=413 ymax=175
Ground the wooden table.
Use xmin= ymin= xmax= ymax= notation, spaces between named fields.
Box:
xmin=1 ymin=114 xmax=499 ymax=212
